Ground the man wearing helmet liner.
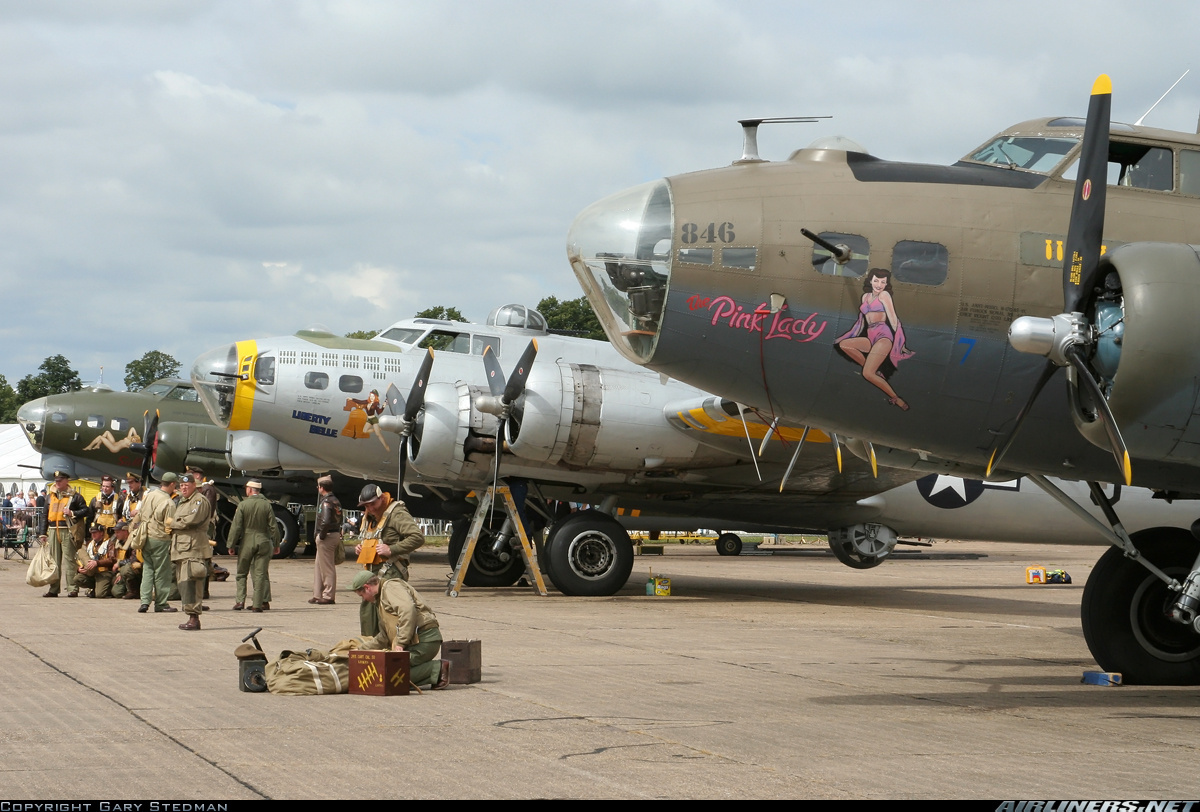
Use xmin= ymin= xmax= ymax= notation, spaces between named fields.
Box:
xmin=353 ymin=483 xmax=424 ymax=636
xmin=351 ymin=569 xmax=451 ymax=690
xmin=170 ymin=473 xmax=212 ymax=631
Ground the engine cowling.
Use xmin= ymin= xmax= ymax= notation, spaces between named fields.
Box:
xmin=409 ymin=381 xmax=495 ymax=481
xmin=1080 ymin=243 xmax=1200 ymax=463
xmin=503 ymin=360 xmax=708 ymax=471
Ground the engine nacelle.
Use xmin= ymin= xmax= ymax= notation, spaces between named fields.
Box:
xmin=226 ymin=429 xmax=327 ymax=472
xmin=504 ymin=360 xmax=708 ymax=471
xmin=1081 ymin=243 xmax=1200 ymax=463
xmin=409 ymin=381 xmax=495 ymax=481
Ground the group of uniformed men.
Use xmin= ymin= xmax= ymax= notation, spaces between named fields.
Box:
xmin=37 ymin=467 xmax=231 ymax=630
xmin=37 ymin=468 xmax=450 ymax=688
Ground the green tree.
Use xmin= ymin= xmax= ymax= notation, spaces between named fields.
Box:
xmin=16 ymin=355 xmax=82 ymax=403
xmin=415 ymin=305 xmax=465 ymax=322
xmin=124 ymin=350 xmax=182 ymax=391
xmin=344 ymin=329 xmax=380 ymax=340
xmin=537 ymin=296 xmax=606 ymax=341
xmin=0 ymin=374 xmax=18 ymax=422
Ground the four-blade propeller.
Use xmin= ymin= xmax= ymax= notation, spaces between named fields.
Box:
xmin=988 ymin=74 xmax=1131 ymax=486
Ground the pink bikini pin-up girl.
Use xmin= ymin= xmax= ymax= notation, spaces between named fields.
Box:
xmin=834 ymin=268 xmax=915 ymax=410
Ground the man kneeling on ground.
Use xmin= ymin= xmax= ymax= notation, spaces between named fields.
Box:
xmin=350 ymin=570 xmax=451 ymax=690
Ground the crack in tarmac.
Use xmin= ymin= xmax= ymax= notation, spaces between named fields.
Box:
xmin=0 ymin=631 xmax=271 ymax=799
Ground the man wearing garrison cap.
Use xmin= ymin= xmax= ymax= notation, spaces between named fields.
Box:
xmin=226 ymin=480 xmax=280 ymax=613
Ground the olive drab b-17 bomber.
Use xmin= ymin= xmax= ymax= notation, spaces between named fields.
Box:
xmin=568 ymin=75 xmax=1200 ymax=682
xmin=15 ymin=378 xmax=365 ymax=556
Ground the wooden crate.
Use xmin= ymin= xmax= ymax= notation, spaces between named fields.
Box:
xmin=442 ymin=639 xmax=481 ymax=684
xmin=349 ymin=650 xmax=410 ymax=696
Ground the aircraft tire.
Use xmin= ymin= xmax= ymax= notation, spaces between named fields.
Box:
xmin=828 ymin=527 xmax=889 ymax=570
xmin=1081 ymin=527 xmax=1200 ymax=685
xmin=545 ymin=510 xmax=633 ymax=597
xmin=447 ymin=517 xmax=525 ymax=588
xmin=272 ymin=505 xmax=301 ymax=559
xmin=716 ymin=533 xmax=742 ymax=556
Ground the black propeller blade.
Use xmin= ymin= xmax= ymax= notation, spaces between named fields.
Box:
xmin=1065 ymin=345 xmax=1131 ymax=485
xmin=481 ymin=339 xmax=539 ymax=484
xmin=989 ymin=75 xmax=1130 ymax=485
xmin=397 ymin=348 xmax=435 ymax=485
xmin=1063 ymin=75 xmax=1111 ymax=315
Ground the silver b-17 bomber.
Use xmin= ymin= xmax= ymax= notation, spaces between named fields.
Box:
xmin=569 ymin=75 xmax=1200 ymax=683
xmin=188 ymin=301 xmax=1200 ymax=601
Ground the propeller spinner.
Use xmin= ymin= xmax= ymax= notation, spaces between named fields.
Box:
xmin=989 ymin=74 xmax=1131 ymax=485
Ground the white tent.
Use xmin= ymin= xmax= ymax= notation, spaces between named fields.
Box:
xmin=0 ymin=424 xmax=46 ymax=497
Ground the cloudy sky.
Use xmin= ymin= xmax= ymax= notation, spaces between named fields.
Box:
xmin=1 ymin=0 xmax=1196 ymax=388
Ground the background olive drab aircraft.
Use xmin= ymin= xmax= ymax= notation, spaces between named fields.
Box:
xmin=189 ymin=303 xmax=1200 ymax=597
xmin=15 ymin=378 xmax=367 ymax=557
xmin=567 ymin=75 xmax=1200 ymax=684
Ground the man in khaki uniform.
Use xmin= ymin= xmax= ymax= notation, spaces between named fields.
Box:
xmin=170 ymin=472 xmax=212 ymax=630
xmin=136 ymin=473 xmax=178 ymax=613
xmin=110 ymin=520 xmax=142 ymax=599
xmin=226 ymin=480 xmax=279 ymax=612
xmin=353 ymin=483 xmax=425 ymax=635
xmin=37 ymin=471 xmax=89 ymax=597
xmin=352 ymin=570 xmax=450 ymax=690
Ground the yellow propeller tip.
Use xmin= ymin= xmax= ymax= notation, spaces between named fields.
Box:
xmin=986 ymin=448 xmax=997 ymax=477
xmin=1092 ymin=74 xmax=1112 ymax=96
xmin=1123 ymin=454 xmax=1132 ymax=486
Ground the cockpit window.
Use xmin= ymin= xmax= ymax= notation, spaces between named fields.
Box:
xmin=378 ymin=327 xmax=424 ymax=344
xmin=1181 ymin=150 xmax=1200 ymax=196
xmin=472 ymin=335 xmax=500 ymax=357
xmin=253 ymin=356 xmax=275 ymax=386
xmin=419 ymin=330 xmax=470 ymax=353
xmin=164 ymin=386 xmax=200 ymax=402
xmin=142 ymin=383 xmax=172 ymax=396
xmin=965 ymin=137 xmax=1078 ymax=173
xmin=1060 ymin=142 xmax=1175 ymax=192
xmin=1110 ymin=142 xmax=1173 ymax=191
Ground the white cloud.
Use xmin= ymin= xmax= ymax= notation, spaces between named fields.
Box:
xmin=0 ymin=0 xmax=1197 ymax=386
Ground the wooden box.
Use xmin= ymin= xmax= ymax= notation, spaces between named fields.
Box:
xmin=441 ymin=639 xmax=482 ymax=684
xmin=349 ymin=650 xmax=410 ymax=696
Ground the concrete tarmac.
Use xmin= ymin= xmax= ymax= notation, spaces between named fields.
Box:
xmin=1 ymin=540 xmax=1198 ymax=800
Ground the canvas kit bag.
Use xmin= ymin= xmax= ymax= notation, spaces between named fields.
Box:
xmin=26 ymin=541 xmax=58 ymax=587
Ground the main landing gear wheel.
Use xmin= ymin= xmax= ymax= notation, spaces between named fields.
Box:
xmin=828 ymin=524 xmax=896 ymax=570
xmin=545 ymin=510 xmax=634 ymax=596
xmin=1081 ymin=527 xmax=1200 ymax=685
xmin=272 ymin=505 xmax=301 ymax=559
xmin=447 ymin=516 xmax=525 ymax=588
xmin=716 ymin=533 xmax=743 ymax=556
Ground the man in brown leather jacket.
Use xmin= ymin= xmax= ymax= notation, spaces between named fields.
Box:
xmin=310 ymin=475 xmax=341 ymax=605
xmin=38 ymin=472 xmax=90 ymax=597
